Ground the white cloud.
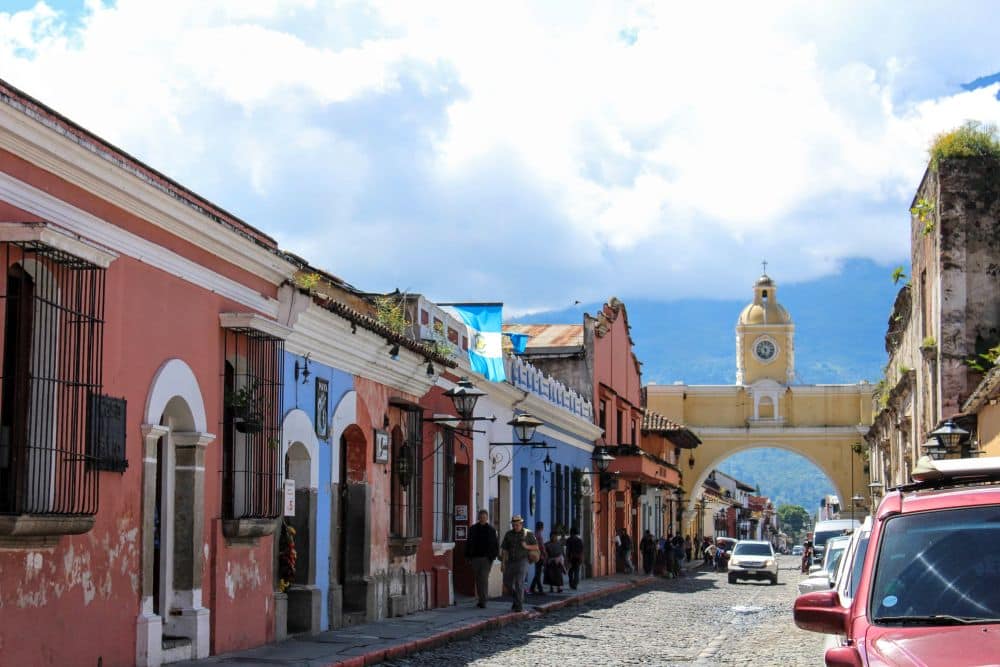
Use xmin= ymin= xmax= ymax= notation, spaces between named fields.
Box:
xmin=0 ymin=0 xmax=998 ymax=312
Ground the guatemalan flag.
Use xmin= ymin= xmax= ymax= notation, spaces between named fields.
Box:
xmin=442 ymin=303 xmax=506 ymax=382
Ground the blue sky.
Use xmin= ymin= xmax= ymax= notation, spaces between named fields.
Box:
xmin=1 ymin=1 xmax=998 ymax=315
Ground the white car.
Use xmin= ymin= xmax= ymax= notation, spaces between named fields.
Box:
xmin=797 ymin=534 xmax=850 ymax=595
xmin=791 ymin=545 xmax=804 ymax=556
xmin=728 ymin=540 xmax=779 ymax=585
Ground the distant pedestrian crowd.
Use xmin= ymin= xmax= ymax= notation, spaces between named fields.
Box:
xmin=469 ymin=511 xmax=744 ymax=613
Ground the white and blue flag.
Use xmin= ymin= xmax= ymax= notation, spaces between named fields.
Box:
xmin=442 ymin=303 xmax=506 ymax=382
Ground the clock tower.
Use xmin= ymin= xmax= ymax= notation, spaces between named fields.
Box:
xmin=735 ymin=270 xmax=795 ymax=386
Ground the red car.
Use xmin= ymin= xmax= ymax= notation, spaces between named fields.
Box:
xmin=794 ymin=456 xmax=1000 ymax=666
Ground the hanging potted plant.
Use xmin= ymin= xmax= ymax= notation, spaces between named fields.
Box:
xmin=226 ymin=378 xmax=265 ymax=434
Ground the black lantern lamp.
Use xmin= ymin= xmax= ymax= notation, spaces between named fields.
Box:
xmin=924 ymin=419 xmax=969 ymax=459
xmin=488 ymin=412 xmax=551 ymax=449
xmin=509 ymin=413 xmax=543 ymax=444
xmin=688 ymin=453 xmax=695 ymax=469
xmin=592 ymin=446 xmax=615 ymax=473
xmin=443 ymin=377 xmax=486 ymax=420
xmin=428 ymin=377 xmax=497 ymax=429
xmin=294 ymin=353 xmax=312 ymax=385
xmin=397 ymin=442 xmax=413 ymax=489
xmin=543 ymin=452 xmax=553 ymax=473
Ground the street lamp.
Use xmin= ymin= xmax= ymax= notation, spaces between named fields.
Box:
xmin=924 ymin=419 xmax=969 ymax=459
xmin=442 ymin=377 xmax=486 ymax=420
xmin=425 ymin=378 xmax=498 ymax=430
xmin=508 ymin=413 xmax=543 ymax=444
xmin=488 ymin=412 xmax=553 ymax=450
xmin=592 ymin=446 xmax=615 ymax=473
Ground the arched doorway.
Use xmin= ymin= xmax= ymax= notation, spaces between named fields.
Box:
xmin=278 ymin=408 xmax=321 ymax=635
xmin=137 ymin=359 xmax=214 ymax=666
xmin=685 ymin=446 xmax=844 ymax=548
xmin=338 ymin=423 xmax=370 ymax=623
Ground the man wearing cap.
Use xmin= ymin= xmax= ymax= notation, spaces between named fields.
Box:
xmin=500 ymin=515 xmax=538 ymax=612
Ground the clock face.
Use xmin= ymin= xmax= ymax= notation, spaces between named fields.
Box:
xmin=755 ymin=338 xmax=776 ymax=361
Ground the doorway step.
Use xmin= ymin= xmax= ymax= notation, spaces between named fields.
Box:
xmin=341 ymin=611 xmax=367 ymax=627
xmin=161 ymin=636 xmax=193 ymax=664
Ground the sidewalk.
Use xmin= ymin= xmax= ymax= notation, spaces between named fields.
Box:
xmin=178 ymin=574 xmax=656 ymax=667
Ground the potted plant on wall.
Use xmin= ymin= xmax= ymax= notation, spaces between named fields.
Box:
xmin=226 ymin=378 xmax=265 ymax=434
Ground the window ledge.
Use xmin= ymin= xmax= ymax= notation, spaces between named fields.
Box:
xmin=222 ymin=518 xmax=277 ymax=545
xmin=432 ymin=541 xmax=455 ymax=556
xmin=0 ymin=514 xmax=95 ymax=549
xmin=389 ymin=536 xmax=421 ymax=558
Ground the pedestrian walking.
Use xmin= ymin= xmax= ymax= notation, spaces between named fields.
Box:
xmin=617 ymin=529 xmax=634 ymax=574
xmin=671 ymin=534 xmax=685 ymax=577
xmin=500 ymin=515 xmax=539 ymax=612
xmin=640 ymin=530 xmax=657 ymax=575
xmin=704 ymin=541 xmax=718 ymax=571
xmin=702 ymin=537 xmax=713 ymax=566
xmin=529 ymin=522 xmax=547 ymax=594
xmin=801 ymin=534 xmax=814 ymax=574
xmin=684 ymin=535 xmax=693 ymax=562
xmin=544 ymin=534 xmax=566 ymax=592
xmin=465 ymin=509 xmax=500 ymax=608
xmin=565 ymin=525 xmax=585 ymax=589
xmin=654 ymin=535 xmax=668 ymax=576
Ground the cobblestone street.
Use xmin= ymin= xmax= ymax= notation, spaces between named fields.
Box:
xmin=382 ymin=556 xmax=825 ymax=667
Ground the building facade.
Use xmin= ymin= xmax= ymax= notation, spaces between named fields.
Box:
xmin=867 ymin=157 xmax=1000 ymax=495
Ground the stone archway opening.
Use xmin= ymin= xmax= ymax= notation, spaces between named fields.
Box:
xmin=284 ymin=441 xmax=318 ymax=634
xmin=138 ymin=359 xmax=213 ymax=667
xmin=686 ymin=446 xmax=845 ymax=549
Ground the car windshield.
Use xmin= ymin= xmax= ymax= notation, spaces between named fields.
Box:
xmin=871 ymin=506 xmax=1000 ymax=623
xmin=825 ymin=546 xmax=846 ymax=575
xmin=733 ymin=543 xmax=771 ymax=556
xmin=815 ymin=529 xmax=851 ymax=548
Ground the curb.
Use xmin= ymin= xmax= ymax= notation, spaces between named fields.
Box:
xmin=324 ymin=577 xmax=656 ymax=666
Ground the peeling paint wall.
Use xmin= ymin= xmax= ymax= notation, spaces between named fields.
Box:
xmin=0 ymin=138 xmax=282 ymax=664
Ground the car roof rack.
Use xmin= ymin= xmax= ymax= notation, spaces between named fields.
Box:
xmin=893 ymin=455 xmax=1000 ymax=492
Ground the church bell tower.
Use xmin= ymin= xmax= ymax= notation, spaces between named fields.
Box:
xmin=735 ymin=267 xmax=795 ymax=386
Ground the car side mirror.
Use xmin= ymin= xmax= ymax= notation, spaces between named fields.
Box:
xmin=794 ymin=589 xmax=847 ymax=635
xmin=824 ymin=646 xmax=863 ymax=667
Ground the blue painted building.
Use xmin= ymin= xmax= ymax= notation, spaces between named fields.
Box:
xmin=506 ymin=356 xmax=598 ymax=554
xmin=279 ymin=350 xmax=353 ymax=635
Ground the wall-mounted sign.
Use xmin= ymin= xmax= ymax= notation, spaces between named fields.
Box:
xmin=283 ymin=479 xmax=296 ymax=517
xmin=315 ymin=378 xmax=329 ymax=439
xmin=374 ymin=429 xmax=390 ymax=464
xmin=454 ymin=504 xmax=468 ymax=523
xmin=455 ymin=525 xmax=468 ymax=541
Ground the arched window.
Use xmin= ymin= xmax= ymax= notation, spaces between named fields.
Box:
xmin=758 ymin=396 xmax=775 ymax=419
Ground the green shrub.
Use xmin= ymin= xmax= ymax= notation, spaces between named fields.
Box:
xmin=929 ymin=121 xmax=1000 ymax=170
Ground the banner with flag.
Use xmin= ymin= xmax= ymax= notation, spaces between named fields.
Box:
xmin=441 ymin=303 xmax=506 ymax=382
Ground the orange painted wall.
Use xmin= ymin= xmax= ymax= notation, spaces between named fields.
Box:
xmin=0 ymin=159 xmax=280 ymax=664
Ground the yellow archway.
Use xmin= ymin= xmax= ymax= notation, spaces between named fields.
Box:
xmin=646 ymin=272 xmax=873 ymax=521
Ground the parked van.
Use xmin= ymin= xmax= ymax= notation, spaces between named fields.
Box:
xmin=811 ymin=518 xmax=858 ymax=564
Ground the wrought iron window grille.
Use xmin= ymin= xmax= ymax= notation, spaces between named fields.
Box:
xmin=390 ymin=404 xmax=422 ymax=543
xmin=0 ymin=240 xmax=106 ymax=517
xmin=222 ymin=327 xmax=284 ymax=521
